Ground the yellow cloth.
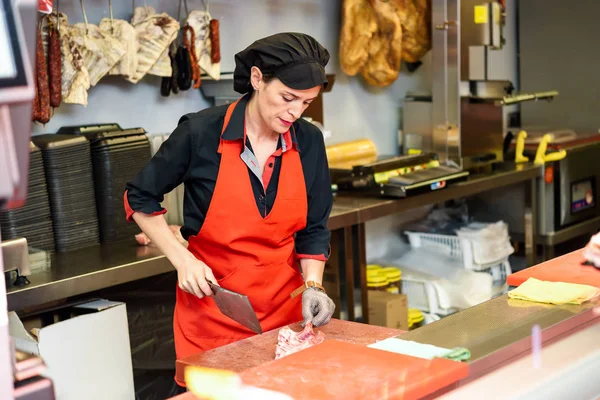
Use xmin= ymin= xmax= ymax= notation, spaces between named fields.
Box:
xmin=508 ymin=278 xmax=600 ymax=305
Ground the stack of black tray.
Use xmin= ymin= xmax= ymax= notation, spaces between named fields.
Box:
xmin=32 ymin=134 xmax=100 ymax=252
xmin=85 ymin=128 xmax=152 ymax=243
xmin=0 ymin=143 xmax=55 ymax=251
xmin=56 ymin=123 xmax=122 ymax=135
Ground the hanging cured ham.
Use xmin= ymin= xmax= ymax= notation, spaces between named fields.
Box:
xmin=339 ymin=0 xmax=378 ymax=76
xmin=338 ymin=0 xmax=432 ymax=87
xmin=360 ymin=0 xmax=405 ymax=87
xmin=401 ymin=0 xmax=432 ymax=63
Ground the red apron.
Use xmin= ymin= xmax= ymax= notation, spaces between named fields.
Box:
xmin=173 ymin=101 xmax=306 ymax=385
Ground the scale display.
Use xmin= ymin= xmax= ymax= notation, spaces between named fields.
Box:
xmin=571 ymin=178 xmax=595 ymax=213
xmin=0 ymin=7 xmax=17 ymax=80
xmin=0 ymin=0 xmax=31 ymax=102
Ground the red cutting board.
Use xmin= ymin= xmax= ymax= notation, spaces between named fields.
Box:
xmin=176 ymin=319 xmax=405 ymax=383
xmin=239 ymin=340 xmax=468 ymax=400
xmin=507 ymin=249 xmax=600 ymax=288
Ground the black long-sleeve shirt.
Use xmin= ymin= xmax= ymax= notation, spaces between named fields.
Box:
xmin=125 ymin=94 xmax=333 ymax=260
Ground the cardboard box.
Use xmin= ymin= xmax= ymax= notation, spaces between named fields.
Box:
xmin=368 ymin=291 xmax=408 ymax=331
xmin=9 ymin=299 xmax=134 ymax=400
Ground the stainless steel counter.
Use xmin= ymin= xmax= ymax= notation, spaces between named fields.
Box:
xmin=6 ymin=163 xmax=542 ymax=313
xmin=6 ymin=241 xmax=173 ymax=311
xmin=334 ymin=162 xmax=541 ymax=224
xmin=400 ymin=293 xmax=600 ymax=383
xmin=5 ymin=205 xmax=359 ymax=312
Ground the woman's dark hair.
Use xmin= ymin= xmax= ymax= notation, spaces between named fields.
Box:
xmin=261 ymin=71 xmax=277 ymax=84
xmin=249 ymin=70 xmax=277 ymax=94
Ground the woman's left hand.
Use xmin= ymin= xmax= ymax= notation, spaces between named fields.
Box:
xmin=301 ymin=288 xmax=335 ymax=327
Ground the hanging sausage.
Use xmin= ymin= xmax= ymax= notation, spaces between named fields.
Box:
xmin=48 ymin=17 xmax=62 ymax=108
xmin=184 ymin=24 xmax=201 ymax=88
xmin=209 ymin=18 xmax=220 ymax=63
xmin=33 ymin=25 xmax=51 ymax=124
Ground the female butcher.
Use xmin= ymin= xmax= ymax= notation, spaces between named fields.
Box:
xmin=124 ymin=32 xmax=335 ymax=385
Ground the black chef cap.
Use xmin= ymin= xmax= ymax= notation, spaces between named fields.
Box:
xmin=233 ymin=32 xmax=330 ymax=94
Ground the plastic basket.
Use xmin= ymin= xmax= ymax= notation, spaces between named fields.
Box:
xmin=488 ymin=259 xmax=512 ymax=286
xmin=405 ymin=230 xmax=514 ymax=270
xmin=402 ymin=277 xmax=457 ymax=316
xmin=401 ymin=259 xmax=510 ymax=316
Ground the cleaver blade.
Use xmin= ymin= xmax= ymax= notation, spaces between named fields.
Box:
xmin=206 ymin=280 xmax=263 ymax=334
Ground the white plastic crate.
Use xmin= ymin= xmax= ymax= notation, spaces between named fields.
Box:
xmin=405 ymin=224 xmax=514 ymax=271
xmin=489 ymin=259 xmax=512 ymax=297
xmin=400 ymin=257 xmax=510 ymax=315
xmin=402 ymin=277 xmax=457 ymax=316
xmin=488 ymin=259 xmax=512 ymax=286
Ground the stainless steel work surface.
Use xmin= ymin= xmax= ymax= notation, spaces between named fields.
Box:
xmin=5 ymin=203 xmax=360 ymax=312
xmin=437 ymin=322 xmax=600 ymax=400
xmin=6 ymin=163 xmax=541 ymax=313
xmin=342 ymin=162 xmax=542 ymax=223
xmin=399 ymin=294 xmax=600 ymax=377
xmin=6 ymin=241 xmax=173 ymax=311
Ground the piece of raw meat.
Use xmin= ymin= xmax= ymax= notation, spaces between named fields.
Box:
xmin=275 ymin=323 xmax=325 ymax=359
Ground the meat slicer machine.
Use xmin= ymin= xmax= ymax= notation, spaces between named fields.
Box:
xmin=402 ymin=0 xmax=557 ymax=170
xmin=0 ymin=0 xmax=55 ymax=398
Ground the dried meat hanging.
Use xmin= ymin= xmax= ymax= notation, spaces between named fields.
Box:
xmin=186 ymin=0 xmax=220 ymax=80
xmin=128 ymin=0 xmax=180 ymax=84
xmin=99 ymin=0 xmax=139 ymax=80
xmin=47 ymin=1 xmax=61 ymax=109
xmin=339 ymin=0 xmax=378 ymax=76
xmin=33 ymin=20 xmax=50 ymax=124
xmin=401 ymin=0 xmax=432 ymax=72
xmin=35 ymin=0 xmax=62 ymax=122
xmin=184 ymin=25 xmax=201 ymax=88
xmin=41 ymin=9 xmax=90 ymax=106
xmin=160 ymin=42 xmax=179 ymax=97
xmin=70 ymin=0 xmax=126 ymax=87
xmin=182 ymin=0 xmax=201 ymax=88
xmin=172 ymin=0 xmax=192 ymax=91
xmin=360 ymin=0 xmax=404 ymax=87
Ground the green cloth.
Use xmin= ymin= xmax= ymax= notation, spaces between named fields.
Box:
xmin=441 ymin=347 xmax=471 ymax=362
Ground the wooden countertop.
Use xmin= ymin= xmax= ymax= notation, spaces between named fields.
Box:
xmin=175 ymin=318 xmax=405 ymax=384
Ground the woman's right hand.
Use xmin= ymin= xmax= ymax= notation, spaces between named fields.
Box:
xmin=176 ymin=256 xmax=218 ymax=298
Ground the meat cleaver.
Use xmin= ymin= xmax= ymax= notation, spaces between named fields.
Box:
xmin=206 ymin=280 xmax=263 ymax=334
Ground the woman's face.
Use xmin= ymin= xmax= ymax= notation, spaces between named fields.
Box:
xmin=253 ymin=72 xmax=322 ymax=134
